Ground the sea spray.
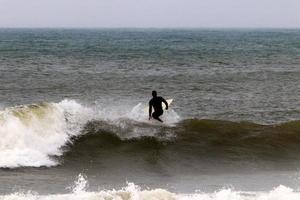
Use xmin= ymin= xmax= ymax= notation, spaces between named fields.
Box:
xmin=127 ymin=102 xmax=180 ymax=126
xmin=68 ymin=174 xmax=89 ymax=193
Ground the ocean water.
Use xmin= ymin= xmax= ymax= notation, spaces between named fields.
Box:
xmin=0 ymin=28 xmax=300 ymax=199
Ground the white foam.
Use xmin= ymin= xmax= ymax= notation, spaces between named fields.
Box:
xmin=127 ymin=102 xmax=181 ymax=125
xmin=0 ymin=100 xmax=93 ymax=168
xmin=177 ymin=185 xmax=300 ymax=200
xmin=68 ymin=174 xmax=89 ymax=194
xmin=1 ymin=175 xmax=300 ymax=200
xmin=89 ymin=101 xmax=181 ymax=139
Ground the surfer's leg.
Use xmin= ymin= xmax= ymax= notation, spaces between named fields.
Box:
xmin=152 ymin=111 xmax=163 ymax=122
xmin=155 ymin=116 xmax=163 ymax=122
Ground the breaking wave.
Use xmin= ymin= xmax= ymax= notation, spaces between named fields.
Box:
xmin=0 ymin=99 xmax=179 ymax=168
xmin=0 ymin=100 xmax=93 ymax=168
xmin=0 ymin=99 xmax=300 ymax=169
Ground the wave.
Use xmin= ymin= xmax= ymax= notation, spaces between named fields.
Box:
xmin=63 ymin=118 xmax=300 ymax=172
xmin=1 ymin=174 xmax=299 ymax=200
xmin=0 ymin=99 xmax=179 ymax=168
xmin=1 ymin=99 xmax=300 ymax=168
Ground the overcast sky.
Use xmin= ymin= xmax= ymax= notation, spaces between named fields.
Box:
xmin=0 ymin=0 xmax=300 ymax=28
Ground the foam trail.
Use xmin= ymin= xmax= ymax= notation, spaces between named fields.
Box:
xmin=1 ymin=175 xmax=300 ymax=200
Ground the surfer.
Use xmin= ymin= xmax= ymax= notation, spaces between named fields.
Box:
xmin=149 ymin=90 xmax=168 ymax=122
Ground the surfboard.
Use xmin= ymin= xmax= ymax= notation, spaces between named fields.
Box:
xmin=144 ymin=99 xmax=173 ymax=114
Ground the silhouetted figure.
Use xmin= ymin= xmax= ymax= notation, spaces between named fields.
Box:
xmin=149 ymin=91 xmax=168 ymax=122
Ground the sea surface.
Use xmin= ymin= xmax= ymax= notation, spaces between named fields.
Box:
xmin=0 ymin=28 xmax=300 ymax=199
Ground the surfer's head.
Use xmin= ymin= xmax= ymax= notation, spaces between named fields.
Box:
xmin=152 ymin=90 xmax=157 ymax=97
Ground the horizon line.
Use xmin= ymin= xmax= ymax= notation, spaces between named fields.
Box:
xmin=0 ymin=26 xmax=300 ymax=30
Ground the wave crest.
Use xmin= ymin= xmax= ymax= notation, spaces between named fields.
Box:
xmin=0 ymin=99 xmax=92 ymax=168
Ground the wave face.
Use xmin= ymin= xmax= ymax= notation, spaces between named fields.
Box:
xmin=1 ymin=99 xmax=300 ymax=169
xmin=63 ymin=118 xmax=300 ymax=173
xmin=1 ymin=175 xmax=299 ymax=200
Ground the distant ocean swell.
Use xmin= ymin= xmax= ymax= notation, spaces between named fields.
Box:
xmin=0 ymin=99 xmax=300 ymax=168
xmin=1 ymin=174 xmax=299 ymax=200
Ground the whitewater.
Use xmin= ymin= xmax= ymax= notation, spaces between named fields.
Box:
xmin=1 ymin=174 xmax=300 ymax=200
xmin=0 ymin=99 xmax=180 ymax=168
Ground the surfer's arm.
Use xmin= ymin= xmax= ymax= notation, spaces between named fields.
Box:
xmin=162 ymin=98 xmax=168 ymax=110
xmin=149 ymin=102 xmax=152 ymax=120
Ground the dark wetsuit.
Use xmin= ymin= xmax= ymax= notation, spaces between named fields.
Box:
xmin=149 ymin=96 xmax=168 ymax=122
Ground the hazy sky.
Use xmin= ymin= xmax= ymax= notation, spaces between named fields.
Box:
xmin=0 ymin=0 xmax=300 ymax=28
